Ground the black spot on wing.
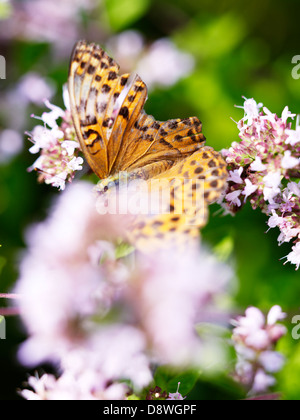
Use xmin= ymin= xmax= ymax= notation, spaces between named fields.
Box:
xmin=108 ymin=71 xmax=117 ymax=81
xmin=119 ymin=106 xmax=129 ymax=119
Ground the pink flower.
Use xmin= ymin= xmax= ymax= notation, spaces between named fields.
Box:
xmin=226 ymin=190 xmax=242 ymax=207
xmin=228 ymin=168 xmax=244 ymax=184
xmin=16 ymin=182 xmax=131 ymax=365
xmin=126 ymin=248 xmax=232 ymax=366
xmin=28 ymin=88 xmax=82 ymax=190
xmin=232 ymin=306 xmax=286 ymax=395
xmin=0 ymin=0 xmax=97 ymax=53
xmin=20 ymin=372 xmax=129 ymax=401
xmin=251 ymin=370 xmax=276 ymax=395
xmin=135 ymin=39 xmax=195 ymax=89
xmin=16 ymin=72 xmax=55 ymax=106
xmin=17 ymin=181 xmax=232 ymax=399
xmin=242 ymin=179 xmax=258 ymax=200
xmin=0 ymin=129 xmax=23 ymax=162
xmin=166 ymin=383 xmax=186 ymax=400
xmin=222 ymin=98 xmax=300 ymax=268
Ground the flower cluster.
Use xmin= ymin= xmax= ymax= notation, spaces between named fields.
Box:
xmin=16 ymin=181 xmax=232 ymax=400
xmin=222 ymin=98 xmax=300 ymax=269
xmin=28 ymin=87 xmax=83 ymax=191
xmin=232 ymin=306 xmax=287 ymax=395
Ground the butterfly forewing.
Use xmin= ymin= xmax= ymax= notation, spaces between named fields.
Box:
xmin=69 ymin=41 xmax=121 ymax=178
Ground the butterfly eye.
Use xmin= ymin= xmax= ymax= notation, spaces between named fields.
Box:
xmin=108 ymin=181 xmax=117 ymax=189
xmin=104 ymin=186 xmax=109 ymax=192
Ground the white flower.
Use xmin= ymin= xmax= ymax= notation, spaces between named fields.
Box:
xmin=29 ymin=126 xmax=56 ymax=154
xmin=233 ymin=307 xmax=270 ymax=350
xmin=267 ymin=305 xmax=286 ymax=326
xmin=228 ymin=167 xmax=244 ymax=184
xmin=262 ymin=107 xmax=276 ymax=124
xmin=267 ymin=210 xmax=285 ymax=229
xmin=250 ymin=156 xmax=266 ymax=172
xmin=61 ymin=141 xmax=80 ymax=156
xmin=242 ymin=179 xmax=258 ymax=200
xmin=132 ymin=249 xmax=232 ymax=366
xmin=233 ymin=305 xmax=286 ymax=394
xmin=67 ymin=156 xmax=84 ymax=171
xmin=263 ymin=172 xmax=282 ymax=202
xmin=281 ymin=106 xmax=296 ymax=123
xmin=285 ymin=126 xmax=300 ymax=146
xmin=46 ymin=172 xmax=68 ymax=190
xmin=251 ymin=370 xmax=276 ymax=394
xmin=277 ymin=226 xmax=300 ymax=245
xmin=239 ymin=98 xmax=263 ymax=125
xmin=233 ymin=307 xmax=265 ymax=337
xmin=42 ymin=100 xmax=65 ymax=128
xmin=28 ymin=87 xmax=82 ymax=190
xmin=245 ymin=329 xmax=270 ymax=350
xmin=226 ymin=190 xmax=242 ymax=207
xmin=263 ymin=187 xmax=280 ymax=203
xmin=285 ymin=242 xmax=300 ymax=270
xmin=281 ymin=150 xmax=299 ymax=169
xmin=21 ymin=371 xmax=129 ymax=401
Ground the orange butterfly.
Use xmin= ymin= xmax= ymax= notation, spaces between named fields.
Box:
xmin=68 ymin=41 xmax=227 ymax=248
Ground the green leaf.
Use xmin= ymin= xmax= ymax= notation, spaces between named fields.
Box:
xmin=154 ymin=366 xmax=201 ymax=397
xmin=127 ymin=394 xmax=141 ymax=400
xmin=104 ymin=0 xmax=150 ymax=31
xmin=213 ymin=236 xmax=235 ymax=262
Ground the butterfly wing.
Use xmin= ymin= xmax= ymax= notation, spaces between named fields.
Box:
xmin=69 ymin=41 xmax=228 ymax=251
xmin=128 ymin=147 xmax=228 ymax=250
xmin=69 ymin=41 xmax=120 ymax=178
xmin=68 ymin=41 xmax=206 ymax=180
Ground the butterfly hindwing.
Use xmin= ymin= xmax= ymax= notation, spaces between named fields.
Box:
xmin=126 ymin=117 xmax=206 ymax=172
xmin=128 ymin=147 xmax=228 ymax=250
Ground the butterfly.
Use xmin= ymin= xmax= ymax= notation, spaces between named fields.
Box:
xmin=68 ymin=41 xmax=228 ymax=249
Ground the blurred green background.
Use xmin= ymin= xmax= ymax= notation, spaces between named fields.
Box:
xmin=1 ymin=0 xmax=300 ymax=400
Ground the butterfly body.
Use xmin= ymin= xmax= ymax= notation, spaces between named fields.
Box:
xmin=68 ymin=41 xmax=228 ymax=247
